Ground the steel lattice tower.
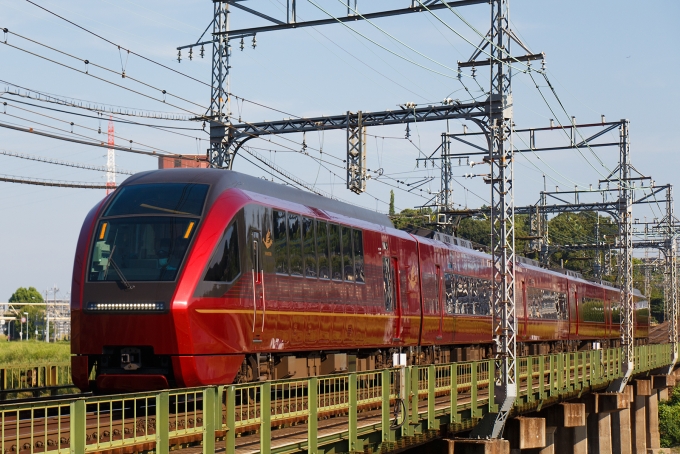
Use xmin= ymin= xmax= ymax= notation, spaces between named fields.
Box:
xmin=487 ymin=0 xmax=516 ymax=437
xmin=208 ymin=1 xmax=231 ymax=168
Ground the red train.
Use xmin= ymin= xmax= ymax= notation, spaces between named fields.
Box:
xmin=70 ymin=169 xmax=649 ymax=392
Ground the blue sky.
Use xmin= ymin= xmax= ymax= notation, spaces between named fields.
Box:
xmin=0 ymin=0 xmax=678 ymax=300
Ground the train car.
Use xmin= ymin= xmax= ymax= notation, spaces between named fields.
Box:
xmin=70 ymin=169 xmax=648 ymax=392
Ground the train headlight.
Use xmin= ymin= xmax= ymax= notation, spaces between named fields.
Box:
xmin=86 ymin=302 xmax=166 ymax=313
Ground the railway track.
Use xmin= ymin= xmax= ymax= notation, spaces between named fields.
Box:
xmin=0 ymin=347 xmax=660 ymax=454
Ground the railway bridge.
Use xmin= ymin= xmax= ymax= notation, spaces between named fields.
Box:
xmin=0 ymin=343 xmax=676 ymax=454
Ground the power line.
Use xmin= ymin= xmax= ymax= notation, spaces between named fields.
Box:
xmin=0 ymin=149 xmax=135 ymax=175
xmin=2 ymin=102 xmax=179 ymax=155
xmin=22 ymin=1 xmax=302 ymax=120
xmin=2 ymin=81 xmax=191 ymax=120
xmin=0 ymin=41 xmax=332 ymax=160
xmin=1 ymin=96 xmax=206 ymax=142
xmin=0 ymin=120 xmax=200 ymax=160
xmin=0 ymin=174 xmax=108 ymax=189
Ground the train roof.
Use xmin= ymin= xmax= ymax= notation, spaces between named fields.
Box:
xmin=119 ymin=168 xmax=394 ymax=228
xmin=407 ymin=226 xmax=642 ymax=295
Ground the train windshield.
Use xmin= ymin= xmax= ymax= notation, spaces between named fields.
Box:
xmin=104 ymin=183 xmax=209 ymax=217
xmin=89 ymin=216 xmax=199 ymax=282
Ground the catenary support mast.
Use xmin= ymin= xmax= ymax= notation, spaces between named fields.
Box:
xmin=608 ymin=120 xmax=634 ymax=392
xmin=487 ymin=0 xmax=516 ymax=438
xmin=208 ymin=1 xmax=231 ymax=168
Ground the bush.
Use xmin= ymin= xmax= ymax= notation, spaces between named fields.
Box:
xmin=660 ymin=385 xmax=680 ymax=447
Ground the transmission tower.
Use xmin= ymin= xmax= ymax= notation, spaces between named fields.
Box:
xmin=106 ymin=116 xmax=115 ymax=195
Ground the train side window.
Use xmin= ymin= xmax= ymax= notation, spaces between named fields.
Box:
xmin=288 ymin=213 xmax=303 ymax=276
xmin=341 ymin=226 xmax=353 ymax=281
xmin=527 ymin=287 xmax=568 ymax=320
xmin=329 ymin=224 xmax=342 ymax=281
xmin=317 ymin=221 xmax=330 ymax=279
xmin=353 ymin=229 xmax=364 ymax=283
xmin=204 ymin=222 xmax=240 ymax=282
xmin=611 ymin=299 xmax=622 ymax=324
xmin=302 ymin=217 xmax=317 ymax=278
xmin=581 ymin=297 xmax=605 ymax=323
xmin=273 ymin=210 xmax=288 ymax=274
xmin=444 ymin=273 xmax=455 ymax=314
xmin=383 ymin=257 xmax=395 ymax=311
xmin=442 ymin=273 xmax=492 ymax=315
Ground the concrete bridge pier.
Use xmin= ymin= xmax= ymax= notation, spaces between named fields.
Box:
xmin=439 ymin=371 xmax=676 ymax=454
xmin=611 ymin=386 xmax=634 ymax=454
xmin=546 ymin=403 xmax=587 ymax=454
xmin=585 ymin=393 xmax=628 ymax=454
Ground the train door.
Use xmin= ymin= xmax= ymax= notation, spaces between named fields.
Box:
xmin=382 ymin=255 xmax=402 ymax=342
xmin=250 ymin=229 xmax=266 ymax=341
xmin=515 ymin=279 xmax=527 ymax=339
xmin=393 ymin=257 xmax=403 ymax=341
xmin=435 ymin=265 xmax=444 ymax=340
xmin=570 ymin=283 xmax=579 ymax=338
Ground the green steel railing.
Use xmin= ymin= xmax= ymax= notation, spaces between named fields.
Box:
xmin=0 ymin=363 xmax=73 ymax=395
xmin=0 ymin=343 xmax=673 ymax=454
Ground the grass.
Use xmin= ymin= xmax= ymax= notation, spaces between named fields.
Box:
xmin=0 ymin=340 xmax=70 ymax=367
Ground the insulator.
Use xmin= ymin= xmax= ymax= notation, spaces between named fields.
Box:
xmin=252 ymin=35 xmax=257 ymax=49
xmin=177 ymin=49 xmax=181 ymax=63
xmin=240 ymin=37 xmax=245 ymax=51
xmin=541 ymin=59 xmax=546 ymax=71
xmin=200 ymin=45 xmax=205 ymax=58
xmin=189 ymin=47 xmax=193 ymax=61
xmin=471 ymin=66 xmax=476 ymax=78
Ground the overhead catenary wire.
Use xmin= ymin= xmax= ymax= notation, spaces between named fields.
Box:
xmin=265 ymin=0 xmax=433 ymax=101
xmin=2 ymin=94 xmax=204 ymax=133
xmin=0 ymin=120 xmax=200 ymax=161
xmin=306 ymin=0 xmax=462 ymax=80
xmin=0 ymin=173 xmax=108 ymax=189
xmin=2 ymin=81 xmax=191 ymax=120
xmin=0 ymin=42 xmax=337 ymax=162
xmin=0 ymin=149 xmax=135 ymax=175
xmin=2 ymin=101 xmax=180 ymax=155
xmin=21 ymin=1 xmax=303 ymax=120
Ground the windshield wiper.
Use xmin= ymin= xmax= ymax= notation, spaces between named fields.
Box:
xmin=103 ymin=245 xmax=135 ymax=290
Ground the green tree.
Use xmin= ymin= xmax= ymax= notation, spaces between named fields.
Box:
xmin=546 ymin=212 xmax=617 ymax=278
xmin=455 ymin=212 xmax=530 ymax=252
xmin=8 ymin=287 xmax=46 ymax=340
xmin=9 ymin=286 xmax=43 ymax=304
xmin=391 ymin=207 xmax=432 ymax=230
xmin=389 ymin=190 xmax=395 ymax=216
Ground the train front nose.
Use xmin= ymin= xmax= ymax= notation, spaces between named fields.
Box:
xmin=71 ymin=181 xmax=210 ymax=392
xmin=72 ymin=298 xmax=180 ymax=392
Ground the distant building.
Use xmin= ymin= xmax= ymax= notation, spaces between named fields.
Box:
xmin=158 ymin=155 xmax=210 ymax=169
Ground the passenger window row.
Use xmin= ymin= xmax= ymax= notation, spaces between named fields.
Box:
xmin=273 ymin=210 xmax=365 ymax=283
